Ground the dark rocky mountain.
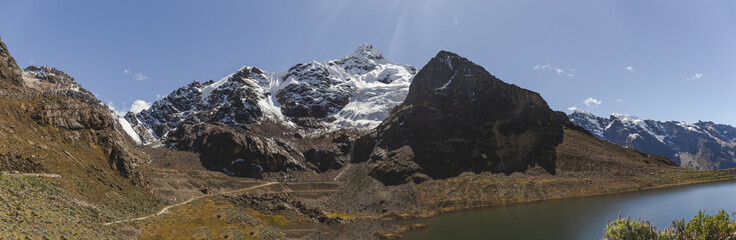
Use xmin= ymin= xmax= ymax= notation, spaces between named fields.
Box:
xmin=568 ymin=110 xmax=736 ymax=169
xmin=358 ymin=51 xmax=571 ymax=185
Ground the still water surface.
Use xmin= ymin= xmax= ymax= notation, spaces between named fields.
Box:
xmin=403 ymin=180 xmax=736 ymax=239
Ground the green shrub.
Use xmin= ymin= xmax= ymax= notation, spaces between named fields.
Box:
xmin=671 ymin=210 xmax=735 ymax=240
xmin=604 ymin=210 xmax=736 ymax=240
xmin=603 ymin=218 xmax=673 ymax=240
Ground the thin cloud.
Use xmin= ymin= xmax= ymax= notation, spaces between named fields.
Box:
xmin=625 ymin=66 xmax=635 ymax=73
xmin=583 ymin=97 xmax=602 ymax=108
xmin=133 ymin=73 xmax=148 ymax=81
xmin=615 ymin=99 xmax=624 ymax=106
xmin=685 ymin=73 xmax=703 ymax=81
xmin=124 ymin=69 xmax=148 ymax=81
xmin=567 ymin=106 xmax=580 ymax=112
xmin=29 ymin=59 xmax=35 ymax=65
xmin=533 ymin=64 xmax=549 ymax=70
xmin=533 ymin=64 xmax=574 ymax=78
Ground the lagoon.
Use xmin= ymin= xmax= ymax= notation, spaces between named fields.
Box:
xmin=403 ymin=180 xmax=736 ymax=239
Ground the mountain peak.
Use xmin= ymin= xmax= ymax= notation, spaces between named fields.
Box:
xmin=435 ymin=50 xmax=462 ymax=59
xmin=348 ymin=43 xmax=384 ymax=60
xmin=403 ymin=50 xmax=492 ymax=105
xmin=427 ymin=50 xmax=477 ymax=73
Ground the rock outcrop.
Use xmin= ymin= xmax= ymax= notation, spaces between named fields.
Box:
xmin=0 ymin=36 xmax=23 ymax=86
xmin=363 ymin=51 xmax=568 ymax=185
xmin=166 ymin=122 xmax=306 ymax=177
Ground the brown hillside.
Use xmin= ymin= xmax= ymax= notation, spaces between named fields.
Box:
xmin=0 ymin=36 xmax=162 ymax=239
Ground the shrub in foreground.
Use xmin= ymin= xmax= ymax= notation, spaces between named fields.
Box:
xmin=604 ymin=210 xmax=736 ymax=240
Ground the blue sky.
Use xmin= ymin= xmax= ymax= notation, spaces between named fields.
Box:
xmin=1 ymin=0 xmax=734 ymax=125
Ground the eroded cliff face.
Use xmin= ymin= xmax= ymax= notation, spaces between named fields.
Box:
xmin=165 ymin=120 xmax=358 ymax=178
xmin=167 ymin=122 xmax=303 ymax=177
xmin=363 ymin=51 xmax=568 ymax=185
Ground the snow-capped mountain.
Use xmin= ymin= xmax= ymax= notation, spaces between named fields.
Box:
xmin=124 ymin=44 xmax=416 ymax=145
xmin=568 ymin=110 xmax=736 ymax=169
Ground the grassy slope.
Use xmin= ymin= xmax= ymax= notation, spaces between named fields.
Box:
xmin=136 ymin=196 xmax=287 ymax=240
xmin=0 ymin=93 xmax=165 ymax=238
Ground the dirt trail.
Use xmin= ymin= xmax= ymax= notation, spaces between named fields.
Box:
xmin=1 ymin=171 xmax=61 ymax=178
xmin=102 ymin=182 xmax=278 ymax=225
xmin=333 ymin=163 xmax=351 ymax=181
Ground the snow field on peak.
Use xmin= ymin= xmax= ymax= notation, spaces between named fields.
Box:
xmin=610 ymin=113 xmax=667 ymax=143
xmin=235 ymin=52 xmax=415 ymax=129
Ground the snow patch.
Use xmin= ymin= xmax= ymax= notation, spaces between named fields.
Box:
xmin=231 ymin=158 xmax=245 ymax=165
xmin=677 ymin=121 xmax=702 ymax=133
xmin=117 ymin=117 xmax=142 ymax=145
xmin=200 ymin=76 xmax=230 ymax=101
xmin=628 ymin=133 xmax=641 ymax=140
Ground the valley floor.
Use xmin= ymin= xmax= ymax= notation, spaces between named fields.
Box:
xmin=6 ymin=129 xmax=736 ymax=239
xmin=106 ymin=130 xmax=736 ymax=239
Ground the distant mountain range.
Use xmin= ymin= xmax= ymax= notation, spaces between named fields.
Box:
xmin=568 ymin=110 xmax=736 ymax=169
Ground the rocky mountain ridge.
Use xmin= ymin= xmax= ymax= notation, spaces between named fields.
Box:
xmin=124 ymin=44 xmax=416 ymax=145
xmin=568 ymin=110 xmax=736 ymax=169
